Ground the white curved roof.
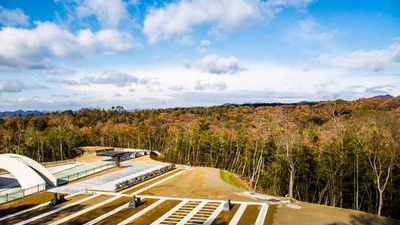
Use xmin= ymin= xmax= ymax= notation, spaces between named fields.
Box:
xmin=0 ymin=154 xmax=57 ymax=189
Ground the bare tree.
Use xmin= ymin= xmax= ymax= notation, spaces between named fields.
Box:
xmin=274 ymin=113 xmax=301 ymax=198
xmin=362 ymin=113 xmax=396 ymax=216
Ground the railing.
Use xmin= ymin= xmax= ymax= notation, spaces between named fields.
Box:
xmin=114 ymin=164 xmax=175 ymax=191
xmin=0 ymin=158 xmax=76 ymax=175
xmin=0 ymin=183 xmax=45 ymax=205
xmin=41 ymin=158 xmax=76 ymax=167
xmin=56 ymin=162 xmax=116 ymax=186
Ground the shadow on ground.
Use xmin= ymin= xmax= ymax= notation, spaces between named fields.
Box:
xmin=327 ymin=213 xmax=399 ymax=225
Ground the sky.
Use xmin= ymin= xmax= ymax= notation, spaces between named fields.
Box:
xmin=0 ymin=0 xmax=399 ymax=111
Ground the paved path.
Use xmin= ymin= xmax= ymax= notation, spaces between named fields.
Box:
xmin=53 ymin=161 xmax=113 ymax=180
xmin=49 ymin=162 xmax=163 ymax=194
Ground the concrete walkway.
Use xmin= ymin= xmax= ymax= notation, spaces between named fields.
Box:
xmin=53 ymin=161 xmax=113 ymax=180
xmin=49 ymin=162 xmax=163 ymax=194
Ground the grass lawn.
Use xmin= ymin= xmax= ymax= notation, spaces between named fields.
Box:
xmin=220 ymin=170 xmax=249 ymax=190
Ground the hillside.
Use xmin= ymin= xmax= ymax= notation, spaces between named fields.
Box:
xmin=1 ymin=96 xmax=400 ymax=219
xmin=0 ymin=110 xmax=43 ymax=118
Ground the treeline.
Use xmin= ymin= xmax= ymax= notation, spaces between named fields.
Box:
xmin=1 ymin=98 xmax=400 ymax=218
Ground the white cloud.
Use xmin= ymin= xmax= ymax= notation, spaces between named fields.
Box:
xmin=90 ymin=29 xmax=138 ymax=52
xmin=329 ymin=44 xmax=400 ymax=71
xmin=143 ymin=0 xmax=256 ymax=43
xmin=66 ymin=0 xmax=130 ymax=29
xmin=80 ymin=72 xmax=138 ymax=87
xmin=50 ymin=70 xmax=150 ymax=88
xmin=195 ymin=80 xmax=227 ymax=91
xmin=0 ymin=22 xmax=139 ymax=70
xmin=212 ymin=82 xmax=227 ymax=91
xmin=207 ymin=27 xmax=227 ymax=41
xmin=201 ymin=40 xmax=210 ymax=46
xmin=0 ymin=79 xmax=46 ymax=93
xmin=82 ymin=70 xmax=151 ymax=87
xmin=176 ymin=35 xmax=194 ymax=45
xmin=265 ymin=0 xmax=315 ymax=10
xmin=143 ymin=0 xmax=316 ymax=43
xmin=197 ymin=54 xmax=246 ymax=74
xmin=182 ymin=59 xmax=191 ymax=69
xmin=365 ymin=84 xmax=399 ymax=95
xmin=49 ymin=78 xmax=80 ymax=86
xmin=0 ymin=79 xmax=25 ymax=93
xmin=4 ymin=60 xmax=398 ymax=111
xmin=0 ymin=6 xmax=29 ymax=27
xmin=293 ymin=17 xmax=338 ymax=42
xmin=195 ymin=47 xmax=206 ymax=54
xmin=45 ymin=65 xmax=76 ymax=76
xmin=169 ymin=84 xmax=186 ymax=91
xmin=318 ymin=30 xmax=339 ymax=41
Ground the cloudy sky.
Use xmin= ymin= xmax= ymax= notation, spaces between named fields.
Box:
xmin=0 ymin=0 xmax=399 ymax=111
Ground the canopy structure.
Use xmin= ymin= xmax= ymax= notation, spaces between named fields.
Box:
xmin=0 ymin=154 xmax=57 ymax=189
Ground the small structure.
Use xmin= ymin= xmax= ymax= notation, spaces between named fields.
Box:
xmin=128 ymin=195 xmax=142 ymax=208
xmin=96 ymin=151 xmax=135 ymax=164
xmin=0 ymin=154 xmax=57 ymax=192
xmin=49 ymin=193 xmax=66 ymax=206
xmin=223 ymin=199 xmax=232 ymax=211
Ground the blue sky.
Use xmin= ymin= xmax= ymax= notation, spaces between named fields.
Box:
xmin=0 ymin=0 xmax=399 ymax=111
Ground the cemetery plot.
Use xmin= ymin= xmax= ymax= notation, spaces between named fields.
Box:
xmin=186 ymin=201 xmax=223 ymax=224
xmin=236 ymin=204 xmax=262 ymax=225
xmin=211 ymin=203 xmax=242 ymax=225
xmin=127 ymin=199 xmax=181 ymax=225
xmin=158 ymin=200 xmax=203 ymax=224
xmin=24 ymin=195 xmax=112 ymax=225
xmin=58 ymin=196 xmax=132 ymax=224
xmin=90 ymin=198 xmax=160 ymax=225
xmin=0 ymin=191 xmax=56 ymax=217
xmin=0 ymin=194 xmax=91 ymax=224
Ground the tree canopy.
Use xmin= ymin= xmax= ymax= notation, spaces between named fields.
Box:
xmin=1 ymin=97 xmax=400 ymax=218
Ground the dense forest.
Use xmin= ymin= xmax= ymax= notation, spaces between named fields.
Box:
xmin=1 ymin=98 xmax=400 ymax=218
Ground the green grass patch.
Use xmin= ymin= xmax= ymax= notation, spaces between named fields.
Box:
xmin=220 ymin=170 xmax=248 ymax=190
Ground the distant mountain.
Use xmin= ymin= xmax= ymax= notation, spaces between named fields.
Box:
xmin=0 ymin=110 xmax=43 ymax=118
xmin=222 ymin=101 xmax=319 ymax=108
xmin=0 ymin=96 xmax=396 ymax=118
xmin=368 ymin=94 xmax=394 ymax=100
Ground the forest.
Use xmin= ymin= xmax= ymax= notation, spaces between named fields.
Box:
xmin=0 ymin=97 xmax=399 ymax=218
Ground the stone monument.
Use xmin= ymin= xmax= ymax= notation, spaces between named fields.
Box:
xmin=128 ymin=195 xmax=142 ymax=208
xmin=223 ymin=198 xmax=232 ymax=211
xmin=49 ymin=193 xmax=67 ymax=206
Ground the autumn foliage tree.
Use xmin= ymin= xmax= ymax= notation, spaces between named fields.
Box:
xmin=0 ymin=98 xmax=400 ymax=218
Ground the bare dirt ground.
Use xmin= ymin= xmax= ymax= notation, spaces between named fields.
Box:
xmin=140 ymin=166 xmax=255 ymax=201
xmin=126 ymin=154 xmax=169 ymax=164
xmin=76 ymin=153 xmax=161 ymax=164
xmin=270 ymin=200 xmax=400 ymax=225
xmin=75 ymin=154 xmax=108 ymax=163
